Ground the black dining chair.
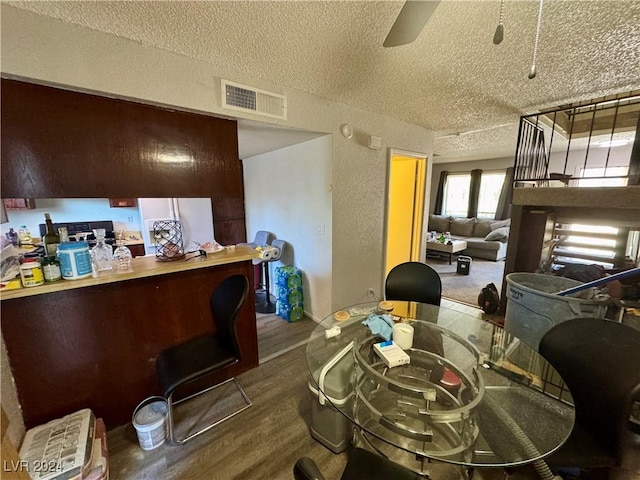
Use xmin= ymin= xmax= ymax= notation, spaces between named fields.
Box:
xmin=385 ymin=261 xmax=442 ymax=306
xmin=155 ymin=274 xmax=252 ymax=444
xmin=293 ymin=447 xmax=422 ymax=480
xmin=538 ymin=317 xmax=640 ymax=477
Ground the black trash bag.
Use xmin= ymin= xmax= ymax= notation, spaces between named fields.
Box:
xmin=478 ymin=283 xmax=500 ymax=314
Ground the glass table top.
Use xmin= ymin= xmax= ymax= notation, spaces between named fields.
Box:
xmin=306 ymin=301 xmax=575 ymax=469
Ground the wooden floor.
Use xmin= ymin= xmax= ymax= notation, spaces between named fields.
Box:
xmin=107 ymin=341 xmax=349 ymax=480
xmin=256 ymin=312 xmax=318 ymax=363
xmin=106 ymin=301 xmax=639 ymax=480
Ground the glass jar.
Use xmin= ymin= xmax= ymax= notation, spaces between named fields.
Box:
xmin=42 ymin=255 xmax=62 ymax=282
xmin=91 ymin=228 xmax=113 ymax=271
xmin=19 ymin=258 xmax=44 ymax=287
xmin=113 ymin=231 xmax=133 ymax=271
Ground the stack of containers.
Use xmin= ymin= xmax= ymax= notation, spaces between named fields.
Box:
xmin=275 ymin=265 xmax=304 ymax=322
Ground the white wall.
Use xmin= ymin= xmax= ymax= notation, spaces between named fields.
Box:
xmin=243 ymin=136 xmax=332 ymax=321
xmin=548 ymin=143 xmax=633 ymax=175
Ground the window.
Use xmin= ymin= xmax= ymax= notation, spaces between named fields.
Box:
xmin=443 ymin=174 xmax=470 ymax=217
xmin=442 ymin=171 xmax=506 ymax=218
xmin=478 ymin=172 xmax=506 ymax=219
xmin=555 ymin=223 xmax=618 ymax=268
xmin=576 ymin=166 xmax=629 ymax=187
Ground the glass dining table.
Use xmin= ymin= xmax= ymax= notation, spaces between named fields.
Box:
xmin=306 ymin=301 xmax=575 ymax=475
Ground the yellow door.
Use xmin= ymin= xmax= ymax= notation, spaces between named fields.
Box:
xmin=385 ymin=154 xmax=427 ymax=316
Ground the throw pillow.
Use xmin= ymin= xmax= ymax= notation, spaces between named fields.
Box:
xmin=450 ymin=217 xmax=476 ymax=237
xmin=473 ymin=220 xmax=493 ymax=238
xmin=484 ymin=226 xmax=509 ymax=242
xmin=429 ymin=214 xmax=451 ymax=233
xmin=490 ymin=218 xmax=511 ymax=231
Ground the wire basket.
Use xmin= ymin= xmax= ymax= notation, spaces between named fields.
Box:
xmin=153 ymin=220 xmax=185 ymax=262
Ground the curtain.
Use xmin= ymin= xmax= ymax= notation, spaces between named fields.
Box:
xmin=467 ymin=169 xmax=482 ymax=218
xmin=433 ymin=170 xmax=448 ymax=214
xmin=495 ymin=167 xmax=515 ymax=220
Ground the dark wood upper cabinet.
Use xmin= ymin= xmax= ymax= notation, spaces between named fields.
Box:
xmin=1 ymin=79 xmax=241 ymax=199
xmin=1 ymin=78 xmax=247 ymax=244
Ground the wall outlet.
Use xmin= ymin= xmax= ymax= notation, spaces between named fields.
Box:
xmin=367 ymin=288 xmax=375 ymax=298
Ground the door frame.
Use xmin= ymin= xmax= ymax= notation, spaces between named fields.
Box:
xmin=382 ymin=148 xmax=433 ymax=291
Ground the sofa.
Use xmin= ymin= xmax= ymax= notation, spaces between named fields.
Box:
xmin=428 ymin=214 xmax=510 ymax=261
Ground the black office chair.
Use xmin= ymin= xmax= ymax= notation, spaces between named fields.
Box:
xmin=385 ymin=262 xmax=442 ymax=306
xmin=155 ymin=274 xmax=252 ymax=444
xmin=539 ymin=318 xmax=640 ymax=477
xmin=293 ymin=447 xmax=422 ymax=480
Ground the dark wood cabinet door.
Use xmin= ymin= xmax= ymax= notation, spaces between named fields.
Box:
xmin=1 ymin=79 xmax=242 ymax=200
xmin=126 ymin=244 xmax=145 ymax=258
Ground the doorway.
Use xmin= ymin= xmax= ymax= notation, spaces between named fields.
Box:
xmin=384 ymin=152 xmax=428 ymax=313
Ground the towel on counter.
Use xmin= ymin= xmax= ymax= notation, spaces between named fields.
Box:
xmin=362 ymin=314 xmax=394 ymax=341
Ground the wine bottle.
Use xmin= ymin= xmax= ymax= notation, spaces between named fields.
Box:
xmin=43 ymin=213 xmax=60 ymax=256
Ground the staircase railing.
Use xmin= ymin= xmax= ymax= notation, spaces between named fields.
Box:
xmin=513 ymin=91 xmax=640 ymax=186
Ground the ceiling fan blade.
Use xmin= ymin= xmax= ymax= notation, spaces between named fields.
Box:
xmin=383 ymin=0 xmax=441 ymax=48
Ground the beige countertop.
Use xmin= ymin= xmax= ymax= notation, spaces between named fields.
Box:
xmin=120 ymin=230 xmax=144 ymax=245
xmin=0 ymin=245 xmax=258 ymax=301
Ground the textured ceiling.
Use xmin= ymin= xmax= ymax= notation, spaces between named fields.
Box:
xmin=6 ymin=0 xmax=640 ymax=161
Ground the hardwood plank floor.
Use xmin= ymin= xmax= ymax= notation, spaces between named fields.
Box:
xmin=105 ymin=302 xmax=637 ymax=480
xmin=104 ymin=302 xmax=510 ymax=480
xmin=257 ymin=312 xmax=318 ymax=363
xmin=107 ymin=344 xmax=348 ymax=480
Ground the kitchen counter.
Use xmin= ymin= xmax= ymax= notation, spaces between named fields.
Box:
xmin=0 ymin=245 xmax=257 ymax=301
xmin=1 ymin=244 xmax=260 ymax=429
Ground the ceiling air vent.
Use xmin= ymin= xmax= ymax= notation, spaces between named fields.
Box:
xmin=221 ymin=80 xmax=287 ymax=120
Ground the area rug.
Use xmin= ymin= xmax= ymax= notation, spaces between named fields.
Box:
xmin=425 ymin=256 xmax=506 ymax=307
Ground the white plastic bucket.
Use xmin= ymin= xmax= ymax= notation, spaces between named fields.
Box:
xmin=132 ymin=396 xmax=168 ymax=450
xmin=505 ymin=272 xmax=609 ymax=350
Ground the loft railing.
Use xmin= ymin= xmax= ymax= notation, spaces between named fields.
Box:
xmin=513 ymin=91 xmax=640 ymax=186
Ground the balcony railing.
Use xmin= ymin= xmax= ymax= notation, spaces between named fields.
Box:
xmin=513 ymin=91 xmax=640 ymax=186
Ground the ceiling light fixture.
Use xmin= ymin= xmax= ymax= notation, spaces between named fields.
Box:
xmin=597 ymin=139 xmax=632 ymax=148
